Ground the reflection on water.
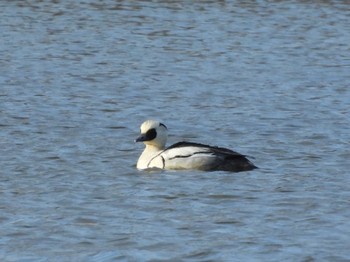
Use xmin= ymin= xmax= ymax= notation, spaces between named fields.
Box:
xmin=1 ymin=0 xmax=350 ymax=261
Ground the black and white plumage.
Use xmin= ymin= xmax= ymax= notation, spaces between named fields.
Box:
xmin=135 ymin=120 xmax=257 ymax=172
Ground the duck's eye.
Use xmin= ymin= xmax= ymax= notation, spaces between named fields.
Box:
xmin=145 ymin=128 xmax=157 ymax=141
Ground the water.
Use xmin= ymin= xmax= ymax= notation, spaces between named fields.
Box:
xmin=1 ymin=0 xmax=350 ymax=261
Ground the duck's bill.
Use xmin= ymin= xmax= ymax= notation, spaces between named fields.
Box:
xmin=135 ymin=135 xmax=147 ymax=142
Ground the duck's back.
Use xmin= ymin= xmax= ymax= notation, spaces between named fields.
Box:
xmin=158 ymin=142 xmax=256 ymax=172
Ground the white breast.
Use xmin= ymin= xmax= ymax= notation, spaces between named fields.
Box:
xmin=136 ymin=146 xmax=163 ymax=170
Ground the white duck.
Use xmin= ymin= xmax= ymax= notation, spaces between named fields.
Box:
xmin=135 ymin=120 xmax=257 ymax=172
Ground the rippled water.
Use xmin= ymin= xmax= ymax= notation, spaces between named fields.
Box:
xmin=1 ymin=1 xmax=350 ymax=261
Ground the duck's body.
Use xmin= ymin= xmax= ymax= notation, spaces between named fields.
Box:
xmin=136 ymin=120 xmax=257 ymax=172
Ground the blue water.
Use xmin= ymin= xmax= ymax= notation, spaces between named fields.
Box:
xmin=1 ymin=1 xmax=350 ymax=261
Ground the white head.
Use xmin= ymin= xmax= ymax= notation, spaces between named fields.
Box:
xmin=135 ymin=120 xmax=168 ymax=149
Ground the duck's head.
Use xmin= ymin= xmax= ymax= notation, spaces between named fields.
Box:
xmin=135 ymin=120 xmax=168 ymax=149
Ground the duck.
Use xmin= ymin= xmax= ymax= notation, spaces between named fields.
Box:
xmin=135 ymin=120 xmax=257 ymax=172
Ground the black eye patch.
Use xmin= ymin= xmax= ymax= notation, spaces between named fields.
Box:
xmin=145 ymin=128 xmax=157 ymax=141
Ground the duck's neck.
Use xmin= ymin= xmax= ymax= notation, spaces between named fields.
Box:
xmin=137 ymin=144 xmax=164 ymax=169
xmin=144 ymin=144 xmax=163 ymax=155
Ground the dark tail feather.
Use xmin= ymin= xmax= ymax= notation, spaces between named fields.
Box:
xmin=214 ymin=155 xmax=257 ymax=172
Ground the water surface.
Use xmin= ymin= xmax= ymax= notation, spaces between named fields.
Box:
xmin=1 ymin=1 xmax=350 ymax=261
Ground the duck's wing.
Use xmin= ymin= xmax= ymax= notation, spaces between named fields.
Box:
xmin=160 ymin=142 xmax=257 ymax=172
xmin=208 ymin=145 xmax=257 ymax=172
xmin=159 ymin=142 xmax=217 ymax=171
